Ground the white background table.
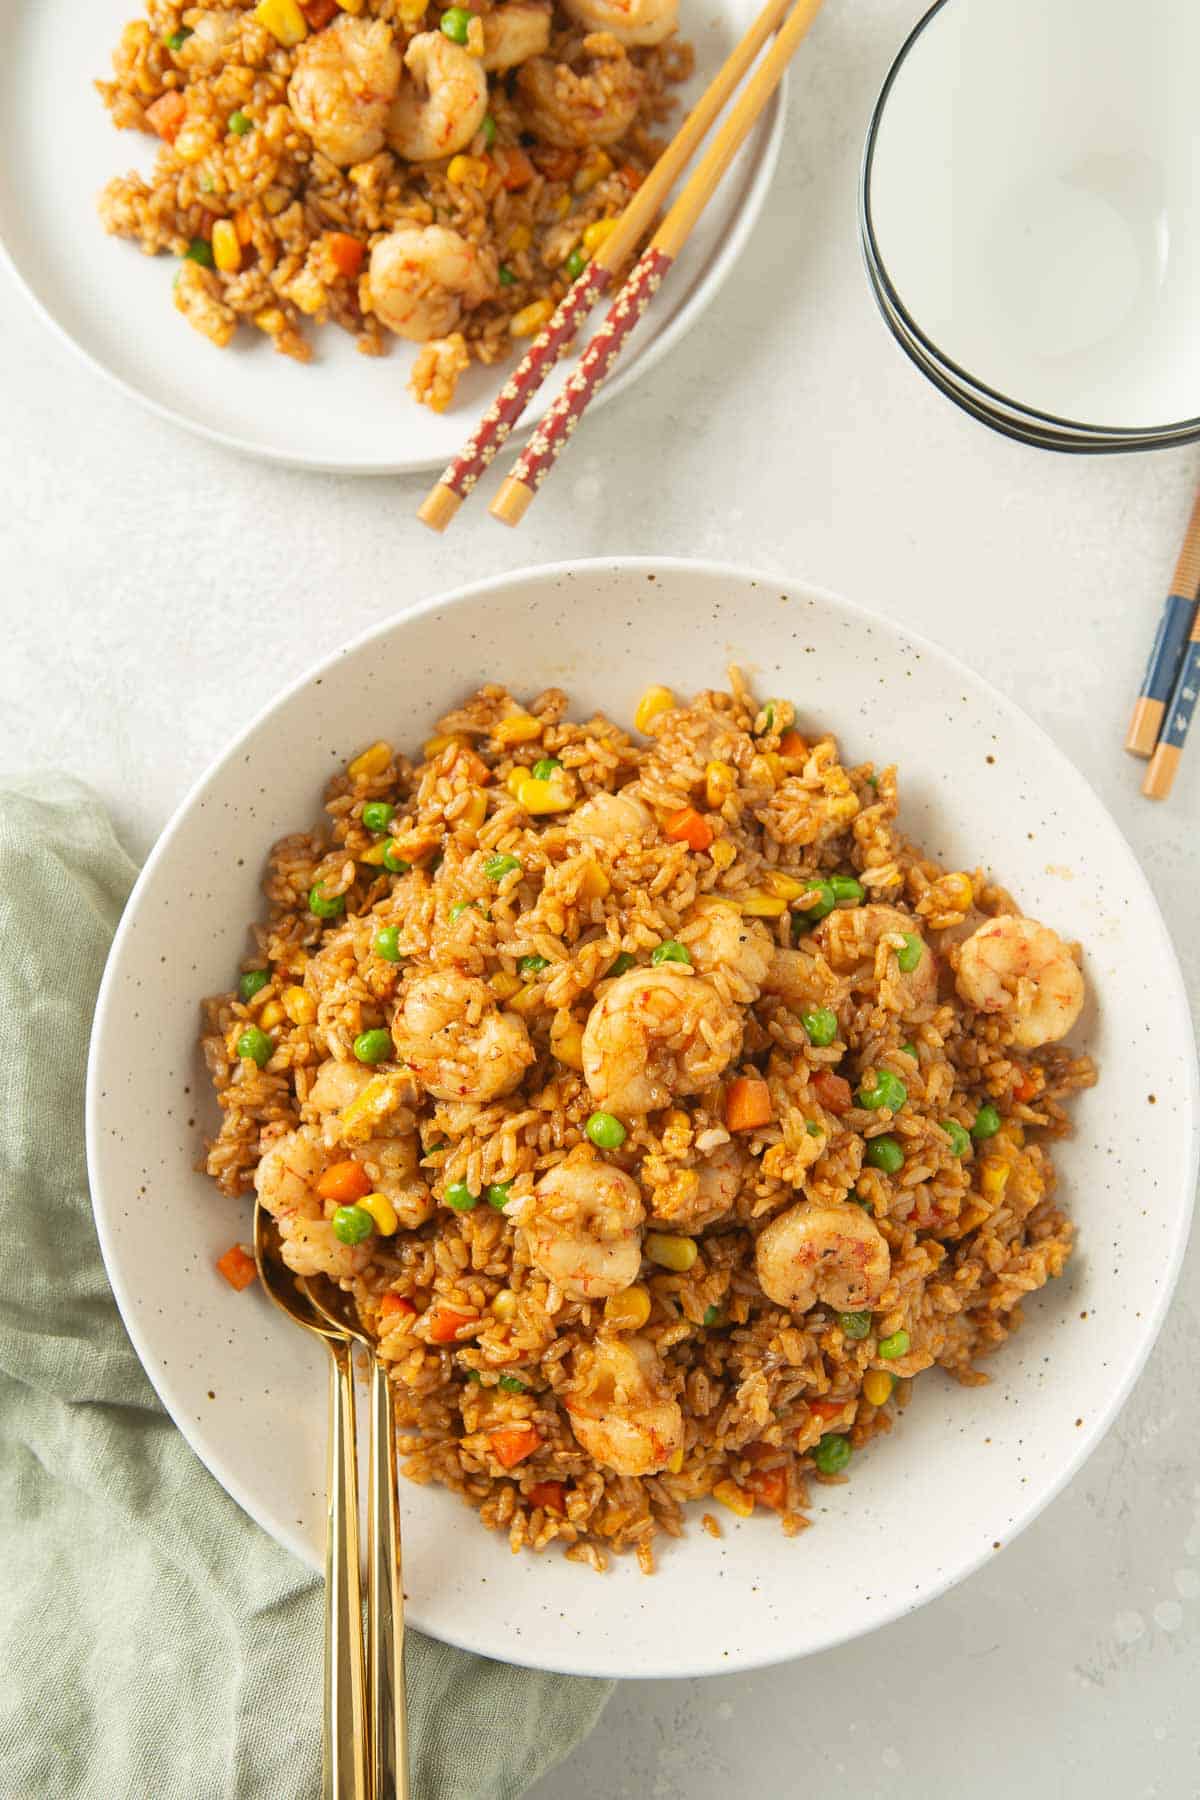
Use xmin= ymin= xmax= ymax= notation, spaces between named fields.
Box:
xmin=2 ymin=1 xmax=1197 ymax=1793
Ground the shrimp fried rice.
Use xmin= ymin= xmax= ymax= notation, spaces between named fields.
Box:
xmin=96 ymin=0 xmax=691 ymax=410
xmin=201 ymin=675 xmax=1095 ymax=1572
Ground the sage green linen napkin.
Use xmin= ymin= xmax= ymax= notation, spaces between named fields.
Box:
xmin=0 ymin=776 xmax=611 ymax=1800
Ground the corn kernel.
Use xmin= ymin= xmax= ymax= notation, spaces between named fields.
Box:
xmin=282 ymin=985 xmax=316 ymax=1026
xmin=704 ymin=760 xmax=735 ymax=808
xmin=943 ymin=871 xmax=974 ymax=910
xmin=763 ymin=870 xmax=809 ymax=901
xmin=506 ymin=223 xmax=532 ymax=254
xmin=504 ymin=768 xmax=529 ymax=798
xmin=510 ymin=299 xmax=554 ymax=337
xmin=491 ymin=1289 xmax=518 ymax=1321
xmin=336 ymin=0 xmax=365 ymax=11
xmin=666 ymin=1445 xmax=685 ymax=1475
xmin=645 ymin=1232 xmax=698 ymax=1272
xmin=980 ymin=1157 xmax=1011 ymax=1199
xmin=447 ymin=154 xmax=488 ymax=187
xmin=553 ymin=192 xmax=571 ymax=217
xmin=581 ymin=215 xmax=618 ymax=252
xmin=258 ymin=999 xmax=285 ymax=1030
xmin=233 ymin=207 xmax=254 ymax=245
xmin=507 ymin=982 xmax=541 ymax=1016
xmin=359 ymin=1191 xmax=399 ymax=1236
xmin=709 ymin=840 xmax=737 ymax=873
xmin=493 ymin=711 xmax=543 ymax=746
xmin=458 ymin=789 xmax=488 ymax=831
xmin=739 ymin=892 xmax=788 ymax=918
xmin=749 ymin=752 xmax=781 ymax=787
xmin=634 ymin=686 xmax=675 ymax=733
xmin=465 ymin=14 xmax=485 ymax=53
xmin=550 ymin=1013 xmax=584 ymax=1070
xmin=490 ymin=970 xmax=522 ymax=1001
xmin=519 ymin=775 xmax=572 ymax=814
xmin=862 ymin=1369 xmax=894 ymax=1407
xmin=210 ymin=219 xmax=240 ymax=274
xmin=172 ymin=126 xmax=211 ymax=164
xmin=712 ymin=1479 xmax=754 ymax=1518
xmin=424 ymin=732 xmax=466 ymax=757
xmin=360 ymin=841 xmax=390 ymax=866
xmin=574 ymin=150 xmax=614 ymax=195
xmin=252 ymin=0 xmax=308 ymax=46
xmin=338 ymin=1072 xmax=409 ymax=1143
xmin=395 ymin=0 xmax=425 ymax=17
xmin=578 ymin=861 xmax=610 ymax=899
xmin=604 ymin=1283 xmax=651 ymax=1330
xmin=348 ymin=739 xmax=392 ymax=782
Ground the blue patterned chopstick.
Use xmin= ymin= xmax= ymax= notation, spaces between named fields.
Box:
xmin=1143 ymin=606 xmax=1200 ymax=799
xmin=1126 ymin=489 xmax=1200 ymax=758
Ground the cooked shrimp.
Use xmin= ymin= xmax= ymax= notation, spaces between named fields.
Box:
xmin=177 ymin=9 xmax=240 ymax=72
xmin=386 ymin=31 xmax=488 ymax=161
xmin=516 ymin=48 xmax=643 ymax=149
xmin=955 ymin=915 xmax=1084 ymax=1049
xmin=812 ymin=904 xmax=937 ymax=1009
xmin=756 ymin=1201 xmax=891 ymax=1313
xmin=650 ymin=1141 xmax=744 ymax=1230
xmin=254 ymin=1126 xmax=372 ymax=1279
xmin=287 ymin=15 xmax=402 ymax=166
xmin=482 ymin=1 xmax=552 ymax=70
xmin=561 ymin=0 xmax=678 ymax=45
xmin=567 ymin=788 xmax=653 ymax=846
xmin=394 ymin=970 xmax=533 ymax=1101
xmin=582 ymin=966 xmax=742 ymax=1115
xmin=523 ymin=1145 xmax=644 ymax=1299
xmin=357 ymin=1133 xmax=435 ymax=1229
xmin=566 ymin=1335 xmax=683 ymax=1475
xmin=682 ymin=904 xmax=773 ymax=1003
xmin=367 ymin=226 xmax=495 ymax=341
xmin=761 ymin=945 xmax=842 ymax=1014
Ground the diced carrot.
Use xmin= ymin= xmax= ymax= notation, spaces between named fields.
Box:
xmin=490 ymin=1425 xmax=541 ymax=1468
xmin=146 ymin=90 xmax=187 ymax=143
xmin=302 ymin=0 xmax=339 ymax=25
xmin=746 ymin=1467 xmax=788 ymax=1512
xmin=532 ymin=145 xmax=577 ymax=181
xmin=454 ymin=745 xmax=493 ymax=786
xmin=664 ymin=807 xmax=714 ymax=852
xmin=725 ymin=1076 xmax=773 ymax=1133
xmin=234 ymin=207 xmax=255 ymax=246
xmin=779 ymin=730 xmax=807 ymax=758
xmin=429 ymin=1307 xmax=477 ymax=1344
xmin=809 ymin=1398 xmax=848 ymax=1420
xmin=327 ymin=231 xmax=365 ymax=279
xmin=813 ymin=1070 xmax=853 ymax=1114
xmin=494 ymin=146 xmax=535 ymax=190
xmin=527 ymin=1480 xmax=566 ymax=1514
xmin=316 ymin=1159 xmax=372 ymax=1204
xmin=1012 ymin=1067 xmax=1040 ymax=1103
xmin=216 ymin=1243 xmax=257 ymax=1292
xmin=379 ymin=1293 xmax=418 ymax=1321
xmin=616 ymin=162 xmax=643 ymax=193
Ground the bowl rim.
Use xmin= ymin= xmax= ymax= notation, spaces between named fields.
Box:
xmin=0 ymin=37 xmax=785 ymax=476
xmin=85 ymin=555 xmax=1200 ymax=1674
xmin=860 ymin=0 xmax=1200 ymax=448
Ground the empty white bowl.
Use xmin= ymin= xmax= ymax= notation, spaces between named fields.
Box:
xmin=863 ymin=0 xmax=1200 ymax=441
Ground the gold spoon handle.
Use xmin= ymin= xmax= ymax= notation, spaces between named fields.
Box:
xmin=324 ymin=1338 xmax=370 ymax=1800
xmin=368 ymin=1354 xmax=409 ymax=1799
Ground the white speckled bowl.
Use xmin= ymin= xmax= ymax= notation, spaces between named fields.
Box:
xmin=86 ymin=559 xmax=1198 ymax=1678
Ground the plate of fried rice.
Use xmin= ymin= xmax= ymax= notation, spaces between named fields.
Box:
xmin=0 ymin=0 xmax=783 ymax=471
xmin=86 ymin=559 xmax=1197 ymax=1676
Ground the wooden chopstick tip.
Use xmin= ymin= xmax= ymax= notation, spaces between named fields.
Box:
xmin=1142 ymin=741 xmax=1181 ymax=801
xmin=417 ymin=482 xmax=462 ymax=534
xmin=489 ymin=475 xmax=535 ymax=528
xmin=1125 ymin=696 xmax=1164 ymax=759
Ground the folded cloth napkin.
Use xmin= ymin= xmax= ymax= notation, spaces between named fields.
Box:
xmin=0 ymin=777 xmax=611 ymax=1800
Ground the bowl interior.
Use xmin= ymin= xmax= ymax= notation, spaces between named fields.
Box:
xmin=86 ymin=560 xmax=1197 ymax=1677
xmin=867 ymin=0 xmax=1200 ymax=433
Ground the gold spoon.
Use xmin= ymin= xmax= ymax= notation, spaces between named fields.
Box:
xmin=301 ymin=1273 xmax=410 ymax=1800
xmin=253 ymin=1204 xmax=370 ymax=1800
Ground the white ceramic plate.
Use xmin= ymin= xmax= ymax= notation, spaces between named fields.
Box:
xmin=86 ymin=559 xmax=1198 ymax=1679
xmin=863 ymin=0 xmax=1200 ymax=440
xmin=0 ymin=2 xmax=782 ymax=474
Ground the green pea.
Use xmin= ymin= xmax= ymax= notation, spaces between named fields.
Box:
xmin=606 ymin=952 xmax=635 ymax=978
xmin=164 ymin=25 xmax=193 ymax=50
xmin=801 ymin=1007 xmax=838 ymax=1047
xmin=498 ymin=1375 xmax=526 ymax=1394
xmin=485 ymin=1182 xmax=513 ymax=1211
xmin=838 ymin=1310 xmax=873 ymax=1340
xmin=238 ymin=968 xmax=270 ymax=1003
xmin=184 ymin=237 xmax=215 ymax=268
xmin=972 ymin=1104 xmax=1001 ymax=1140
xmin=799 ymin=879 xmax=837 ymax=922
xmin=857 ymin=1070 xmax=908 ymax=1112
xmin=382 ymin=844 xmax=410 ymax=874
xmin=308 ymin=884 xmax=344 ymax=920
xmin=942 ymin=1119 xmax=971 ymax=1157
xmin=878 ymin=1329 xmax=910 ymax=1360
xmin=374 ymin=927 xmax=402 ymax=963
xmin=830 ymin=875 xmax=864 ymax=905
xmin=439 ymin=6 xmax=472 ymax=42
xmin=531 ymin=757 xmax=562 ymax=781
xmin=445 ymin=1182 xmax=479 ymax=1212
xmin=650 ymin=941 xmax=691 ymax=966
xmin=464 ymin=1367 xmax=483 ymax=1383
xmin=485 ymin=853 xmax=521 ymax=882
xmin=896 ymin=933 xmax=924 ymax=974
xmin=865 ymin=1135 xmax=903 ymax=1174
xmin=449 ymin=901 xmax=478 ymax=922
xmin=848 ymin=1191 xmax=873 ymax=1211
xmin=813 ymin=1433 xmax=852 ymax=1475
xmin=760 ymin=703 xmax=775 ymax=733
xmin=585 ymin=1110 xmax=627 ymax=1150
xmin=806 ymin=1120 xmax=824 ymax=1137
xmin=518 ymin=954 xmax=549 ymax=976
xmin=353 ymin=1029 xmax=393 ymax=1065
xmin=332 ymin=1204 xmax=374 ymax=1245
xmin=900 ymin=1042 xmax=916 ymax=1058
xmin=499 ymin=265 xmax=517 ymax=286
xmin=481 ymin=113 xmax=496 ymax=148
xmin=362 ymin=801 xmax=395 ymax=834
xmin=702 ymin=1304 xmax=723 ymax=1327
xmin=564 ymin=247 xmax=587 ymax=279
xmin=227 ymin=109 xmax=253 ymax=136
xmin=235 ymin=1025 xmax=273 ymax=1068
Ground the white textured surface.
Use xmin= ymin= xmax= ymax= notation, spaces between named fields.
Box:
xmin=0 ymin=0 xmax=1197 ymax=1790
